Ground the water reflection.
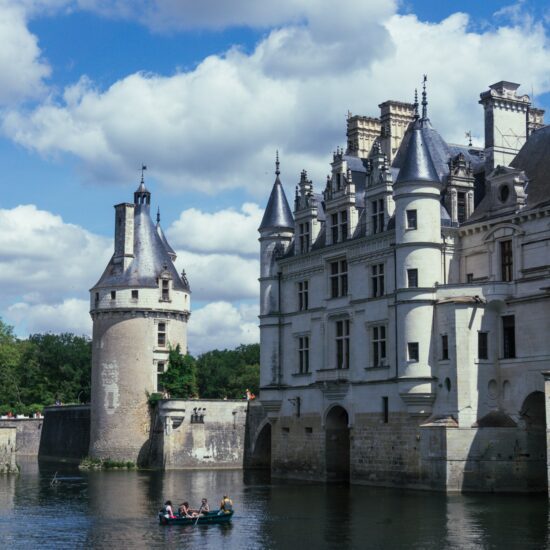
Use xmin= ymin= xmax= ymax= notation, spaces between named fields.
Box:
xmin=0 ymin=462 xmax=548 ymax=549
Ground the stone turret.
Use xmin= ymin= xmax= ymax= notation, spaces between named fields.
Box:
xmin=258 ymin=153 xmax=294 ymax=387
xmin=393 ymin=83 xmax=442 ymax=415
xmin=89 ymin=176 xmax=190 ymax=464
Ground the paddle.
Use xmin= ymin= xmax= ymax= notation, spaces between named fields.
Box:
xmin=193 ymin=504 xmax=203 ymax=526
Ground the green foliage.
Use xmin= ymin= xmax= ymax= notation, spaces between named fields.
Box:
xmin=148 ymin=392 xmax=163 ymax=406
xmin=197 ymin=344 xmax=259 ymax=399
xmin=0 ymin=318 xmax=91 ymax=414
xmin=79 ymin=456 xmax=135 ymax=470
xmin=159 ymin=345 xmax=198 ymax=398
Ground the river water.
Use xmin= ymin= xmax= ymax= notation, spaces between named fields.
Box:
xmin=0 ymin=459 xmax=548 ymax=549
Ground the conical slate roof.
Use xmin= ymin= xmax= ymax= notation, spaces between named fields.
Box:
xmin=156 ymin=219 xmax=177 ymax=260
xmin=259 ymin=167 xmax=294 ymax=231
xmin=394 ymin=121 xmax=440 ymax=186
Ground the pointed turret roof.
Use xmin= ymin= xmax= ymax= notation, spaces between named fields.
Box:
xmin=156 ymin=208 xmax=177 ymax=261
xmin=258 ymin=152 xmax=294 ymax=231
xmin=394 ymin=120 xmax=440 ymax=186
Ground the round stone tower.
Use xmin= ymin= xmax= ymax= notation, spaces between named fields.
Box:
xmin=89 ymin=175 xmax=190 ymax=464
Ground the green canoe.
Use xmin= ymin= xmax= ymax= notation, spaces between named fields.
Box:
xmin=159 ymin=510 xmax=234 ymax=525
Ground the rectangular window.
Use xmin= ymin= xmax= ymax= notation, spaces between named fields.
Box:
xmin=298 ymin=280 xmax=309 ymax=311
xmin=156 ymin=361 xmax=165 ymax=392
xmin=406 ymin=209 xmax=417 ymax=229
xmin=331 ymin=213 xmax=339 ymax=244
xmin=158 ymin=322 xmax=166 ymax=347
xmin=336 ymin=319 xmax=350 ymax=369
xmin=330 ymin=259 xmax=348 ymax=298
xmin=299 ymin=222 xmax=310 ymax=253
xmin=441 ymin=335 xmax=449 ymax=360
xmin=500 ymin=240 xmax=513 ymax=282
xmin=408 ymin=342 xmax=419 ymax=362
xmin=466 ymin=273 xmax=474 ymax=283
xmin=95 ymin=292 xmax=99 ymax=302
xmin=407 ymin=268 xmax=418 ymax=288
xmin=457 ymin=192 xmax=466 ymax=223
xmin=372 ymin=325 xmax=387 ymax=367
xmin=110 ymin=290 xmax=116 ymax=300
xmin=298 ymin=336 xmax=310 ymax=374
xmin=382 ymin=396 xmax=389 ymax=424
xmin=502 ymin=315 xmax=516 ymax=359
xmin=478 ymin=331 xmax=488 ymax=360
xmin=372 ymin=199 xmax=385 ymax=234
xmin=131 ymin=290 xmax=139 ymax=300
xmin=161 ymin=279 xmax=170 ymax=301
xmin=340 ymin=210 xmax=348 ymax=242
xmin=371 ymin=263 xmax=385 ymax=297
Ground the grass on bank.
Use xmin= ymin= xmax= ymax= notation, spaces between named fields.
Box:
xmin=79 ymin=456 xmax=136 ymax=470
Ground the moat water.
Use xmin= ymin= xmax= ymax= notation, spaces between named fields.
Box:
xmin=0 ymin=459 xmax=548 ymax=549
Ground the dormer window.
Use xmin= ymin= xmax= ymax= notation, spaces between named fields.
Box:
xmin=299 ymin=222 xmax=310 ymax=253
xmin=131 ymin=290 xmax=139 ymax=300
xmin=331 ymin=211 xmax=348 ymax=244
xmin=110 ymin=291 xmax=116 ymax=300
xmin=162 ymin=280 xmax=169 ymax=300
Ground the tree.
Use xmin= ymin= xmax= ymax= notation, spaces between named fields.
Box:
xmin=0 ymin=319 xmax=23 ymax=407
xmin=159 ymin=345 xmax=198 ymax=398
xmin=196 ymin=343 xmax=259 ymax=399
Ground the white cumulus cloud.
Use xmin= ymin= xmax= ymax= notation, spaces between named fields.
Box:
xmin=188 ymin=300 xmax=259 ymax=355
xmin=167 ymin=203 xmax=263 ymax=256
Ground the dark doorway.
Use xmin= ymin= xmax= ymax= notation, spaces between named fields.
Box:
xmin=520 ymin=391 xmax=547 ymax=491
xmin=325 ymin=406 xmax=350 ymax=482
xmin=250 ymin=423 xmax=271 ymax=470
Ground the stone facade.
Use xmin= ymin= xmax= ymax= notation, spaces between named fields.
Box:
xmin=258 ymin=80 xmax=550 ymax=492
xmin=0 ymin=418 xmax=42 ymax=456
xmin=0 ymin=428 xmax=17 ymax=473
xmin=148 ymin=399 xmax=249 ymax=469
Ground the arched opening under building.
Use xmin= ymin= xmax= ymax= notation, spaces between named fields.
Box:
xmin=325 ymin=406 xmax=350 ymax=482
xmin=250 ymin=422 xmax=271 ymax=470
xmin=520 ymin=391 xmax=547 ymax=491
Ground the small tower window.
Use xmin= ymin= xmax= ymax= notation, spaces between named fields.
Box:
xmin=158 ymin=323 xmax=166 ymax=347
xmin=110 ymin=291 xmax=116 ymax=300
xmin=441 ymin=335 xmax=449 ymax=360
xmin=161 ymin=279 xmax=170 ymax=301
xmin=407 ymin=269 xmax=418 ymax=288
xmin=131 ymin=290 xmax=139 ymax=300
xmin=95 ymin=292 xmax=99 ymax=303
xmin=408 ymin=342 xmax=419 ymax=362
xmin=157 ymin=361 xmax=165 ymax=392
xmin=406 ymin=209 xmax=417 ymax=229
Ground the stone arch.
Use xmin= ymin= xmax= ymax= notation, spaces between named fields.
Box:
xmin=249 ymin=421 xmax=271 ymax=470
xmin=325 ymin=405 xmax=350 ymax=482
xmin=520 ymin=391 xmax=547 ymax=491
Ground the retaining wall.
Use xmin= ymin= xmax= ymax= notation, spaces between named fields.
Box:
xmin=0 ymin=419 xmax=42 ymax=456
xmin=38 ymin=405 xmax=91 ymax=463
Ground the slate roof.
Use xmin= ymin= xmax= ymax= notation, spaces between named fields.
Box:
xmin=92 ymin=201 xmax=186 ymax=291
xmin=259 ymin=176 xmax=294 ymax=231
xmin=510 ymin=124 xmax=550 ymax=208
xmin=394 ymin=120 xmax=440 ymax=185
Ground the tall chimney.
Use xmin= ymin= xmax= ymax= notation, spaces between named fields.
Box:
xmin=113 ymin=203 xmax=134 ymax=269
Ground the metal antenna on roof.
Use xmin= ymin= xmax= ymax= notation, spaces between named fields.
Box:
xmin=421 ymin=75 xmax=428 ymax=121
xmin=275 ymin=150 xmax=280 ymax=177
xmin=413 ymin=88 xmax=419 ymax=120
xmin=140 ymin=164 xmax=147 ymax=184
xmin=465 ymin=131 xmax=472 ymax=147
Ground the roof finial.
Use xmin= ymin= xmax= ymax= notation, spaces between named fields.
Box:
xmin=275 ymin=150 xmax=280 ymax=177
xmin=413 ymin=88 xmax=419 ymax=120
xmin=141 ymin=164 xmax=147 ymax=184
xmin=156 ymin=207 xmax=160 ymax=224
xmin=421 ymin=74 xmax=428 ymax=121
xmin=465 ymin=130 xmax=472 ymax=147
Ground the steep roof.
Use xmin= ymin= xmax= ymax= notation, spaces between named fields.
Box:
xmin=92 ymin=202 xmax=186 ymax=291
xmin=510 ymin=124 xmax=550 ymax=208
xmin=394 ymin=120 xmax=440 ymax=185
xmin=259 ymin=172 xmax=294 ymax=231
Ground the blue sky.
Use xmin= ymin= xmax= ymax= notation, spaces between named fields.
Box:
xmin=1 ymin=0 xmax=550 ymax=353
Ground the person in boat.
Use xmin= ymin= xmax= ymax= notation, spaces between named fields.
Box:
xmin=198 ymin=498 xmax=209 ymax=515
xmin=162 ymin=500 xmax=176 ymax=519
xmin=179 ymin=501 xmax=197 ymax=518
xmin=218 ymin=495 xmax=233 ymax=515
